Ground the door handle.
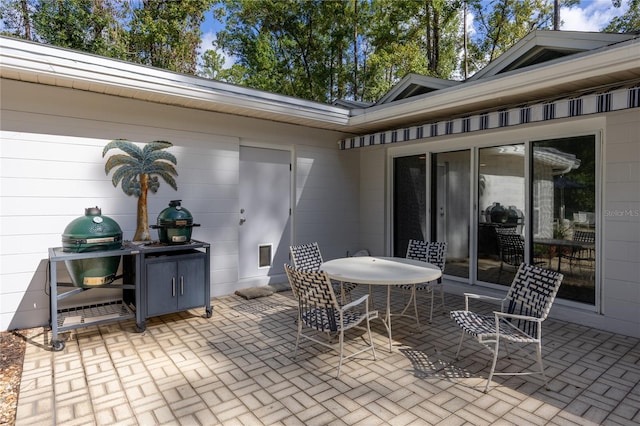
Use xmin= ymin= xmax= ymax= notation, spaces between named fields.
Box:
xmin=180 ymin=276 xmax=184 ymax=295
xmin=172 ymin=277 xmax=176 ymax=297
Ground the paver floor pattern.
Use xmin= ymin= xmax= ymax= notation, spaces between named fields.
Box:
xmin=15 ymin=285 xmax=640 ymax=425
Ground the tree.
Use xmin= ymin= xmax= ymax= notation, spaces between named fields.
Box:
xmin=30 ymin=0 xmax=129 ymax=58
xmin=603 ymin=0 xmax=640 ymax=32
xmin=128 ymin=0 xmax=214 ymax=74
xmin=0 ymin=0 xmax=35 ymax=39
xmin=103 ymin=140 xmax=178 ymax=241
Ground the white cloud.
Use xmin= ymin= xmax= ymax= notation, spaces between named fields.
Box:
xmin=200 ymin=30 xmax=235 ymax=69
xmin=560 ymin=0 xmax=626 ymax=31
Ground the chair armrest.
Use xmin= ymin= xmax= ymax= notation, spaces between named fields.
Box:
xmin=463 ymin=293 xmax=504 ymax=310
xmin=341 ymin=294 xmax=369 ymax=312
xmin=494 ymin=311 xmax=541 ymax=323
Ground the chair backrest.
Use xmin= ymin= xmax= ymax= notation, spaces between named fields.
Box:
xmin=505 ymin=264 xmax=563 ymax=332
xmin=289 ymin=242 xmax=323 ymax=271
xmin=284 ymin=264 xmax=340 ymax=332
xmin=406 ymin=240 xmax=447 ymax=272
xmin=495 ymin=228 xmax=524 ymax=266
xmin=573 ymin=230 xmax=595 ymax=244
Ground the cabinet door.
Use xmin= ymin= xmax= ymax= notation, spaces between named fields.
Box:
xmin=146 ymin=261 xmax=178 ymax=317
xmin=177 ymin=257 xmax=205 ymax=310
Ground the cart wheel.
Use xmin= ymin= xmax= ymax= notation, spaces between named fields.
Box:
xmin=135 ymin=323 xmax=146 ymax=333
xmin=52 ymin=340 xmax=65 ymax=351
xmin=205 ymin=307 xmax=213 ymax=318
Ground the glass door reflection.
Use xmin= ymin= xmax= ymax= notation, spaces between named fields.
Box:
xmin=477 ymin=144 xmax=526 ymax=286
xmin=531 ymin=136 xmax=596 ymax=305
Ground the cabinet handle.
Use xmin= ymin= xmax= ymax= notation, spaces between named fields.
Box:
xmin=180 ymin=276 xmax=184 ymax=295
xmin=172 ymin=277 xmax=176 ymax=297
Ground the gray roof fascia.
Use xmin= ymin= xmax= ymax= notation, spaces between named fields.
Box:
xmin=0 ymin=36 xmax=351 ymax=128
xmin=347 ymin=36 xmax=640 ymax=130
xmin=469 ymin=30 xmax=637 ymax=81
xmin=376 ymin=73 xmax=461 ymax=105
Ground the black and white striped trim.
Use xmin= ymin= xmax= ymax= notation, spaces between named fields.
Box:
xmin=340 ymin=86 xmax=639 ymax=150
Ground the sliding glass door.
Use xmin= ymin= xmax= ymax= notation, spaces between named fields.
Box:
xmin=393 ymin=155 xmax=426 ymax=257
xmin=477 ymin=144 xmax=526 ymax=285
xmin=432 ymin=151 xmax=470 ymax=278
xmin=531 ymin=135 xmax=597 ymax=304
xmin=391 ymin=135 xmax=598 ymax=305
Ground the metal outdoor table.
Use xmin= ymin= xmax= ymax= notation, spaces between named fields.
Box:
xmin=535 ymin=238 xmax=595 ymax=272
xmin=321 ymin=256 xmax=442 ymax=351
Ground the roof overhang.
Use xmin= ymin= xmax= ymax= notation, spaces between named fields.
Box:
xmin=0 ymin=36 xmax=352 ymax=132
xmin=346 ymin=35 xmax=640 ymax=134
xmin=1 ymin=33 xmax=639 ymax=138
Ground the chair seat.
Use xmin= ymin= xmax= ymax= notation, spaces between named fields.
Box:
xmin=450 ymin=310 xmax=535 ymax=343
xmin=301 ymin=306 xmax=369 ymax=332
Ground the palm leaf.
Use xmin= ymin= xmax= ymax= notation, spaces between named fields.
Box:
xmin=142 ymin=141 xmax=173 ymax=157
xmin=145 ymin=162 xmax=178 ymax=177
xmin=146 ymin=150 xmax=178 ymax=165
xmin=105 ymin=154 xmax=140 ymax=174
xmin=110 ymin=165 xmax=137 ymax=188
xmin=153 ymin=172 xmax=177 ymax=191
xmin=103 ymin=139 xmax=144 ymax=161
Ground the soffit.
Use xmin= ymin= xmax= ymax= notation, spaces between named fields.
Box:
xmin=1 ymin=34 xmax=639 ymax=138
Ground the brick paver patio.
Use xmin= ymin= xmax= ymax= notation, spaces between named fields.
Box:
xmin=15 ymin=285 xmax=640 ymax=425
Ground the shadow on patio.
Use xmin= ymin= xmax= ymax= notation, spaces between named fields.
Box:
xmin=15 ymin=285 xmax=640 ymax=425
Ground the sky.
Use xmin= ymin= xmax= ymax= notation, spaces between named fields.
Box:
xmin=199 ymin=0 xmax=628 ymax=68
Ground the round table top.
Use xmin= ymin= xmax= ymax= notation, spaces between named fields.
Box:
xmin=321 ymin=256 xmax=442 ymax=285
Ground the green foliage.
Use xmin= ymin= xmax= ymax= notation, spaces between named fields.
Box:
xmin=103 ymin=139 xmax=178 ymax=197
xmin=604 ymin=0 xmax=640 ymax=31
xmin=128 ymin=0 xmax=215 ymax=73
xmin=2 ymin=0 xmax=637 ymax=104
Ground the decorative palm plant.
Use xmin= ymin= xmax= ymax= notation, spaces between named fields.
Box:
xmin=103 ymin=139 xmax=178 ymax=241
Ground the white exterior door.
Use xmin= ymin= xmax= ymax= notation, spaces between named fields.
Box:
xmin=239 ymin=146 xmax=291 ymax=284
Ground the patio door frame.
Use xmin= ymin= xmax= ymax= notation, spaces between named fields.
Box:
xmin=385 ymin=118 xmax=603 ymax=312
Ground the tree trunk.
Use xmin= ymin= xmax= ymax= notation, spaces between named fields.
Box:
xmin=134 ymin=174 xmax=151 ymax=241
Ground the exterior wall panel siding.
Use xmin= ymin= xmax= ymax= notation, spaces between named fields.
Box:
xmin=0 ymin=80 xmax=351 ymax=331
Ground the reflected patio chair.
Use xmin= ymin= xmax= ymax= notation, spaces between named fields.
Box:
xmin=450 ymin=263 xmax=563 ymax=392
xmin=563 ymin=230 xmax=595 ymax=277
xmin=495 ymin=227 xmax=524 ymax=283
xmin=289 ymin=242 xmax=357 ymax=302
xmin=395 ymin=240 xmax=447 ymax=324
xmin=284 ymin=264 xmax=378 ymax=378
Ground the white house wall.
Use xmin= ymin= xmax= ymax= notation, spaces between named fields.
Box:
xmin=0 ymin=79 xmax=359 ymax=331
xmin=602 ymin=108 xmax=640 ymax=334
xmin=359 ymin=114 xmax=640 ymax=338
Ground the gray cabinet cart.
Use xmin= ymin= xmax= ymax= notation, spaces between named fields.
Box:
xmin=48 ymin=245 xmax=142 ymax=351
xmin=48 ymin=240 xmax=211 ymax=351
xmin=131 ymin=240 xmax=211 ymax=331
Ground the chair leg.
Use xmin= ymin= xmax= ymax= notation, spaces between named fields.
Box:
xmin=536 ymin=341 xmax=549 ymax=390
xmin=366 ymin=317 xmax=377 ymax=361
xmin=294 ymin=319 xmax=302 ymax=357
xmin=485 ymin=338 xmax=501 ymax=393
xmin=455 ymin=330 xmax=465 ymax=359
xmin=412 ymin=286 xmax=420 ymax=326
xmin=428 ymin=286 xmax=435 ymax=323
xmin=336 ymin=330 xmax=345 ymax=378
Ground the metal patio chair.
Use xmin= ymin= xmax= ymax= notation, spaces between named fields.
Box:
xmin=395 ymin=240 xmax=447 ymax=324
xmin=450 ymin=263 xmax=563 ymax=392
xmin=284 ymin=264 xmax=378 ymax=378
xmin=495 ymin=227 xmax=525 ymax=283
xmin=562 ymin=230 xmax=595 ymax=277
xmin=289 ymin=242 xmax=357 ymax=302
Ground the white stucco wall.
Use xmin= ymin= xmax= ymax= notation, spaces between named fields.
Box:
xmin=359 ymin=115 xmax=640 ymax=338
xmin=0 ymin=79 xmax=359 ymax=331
